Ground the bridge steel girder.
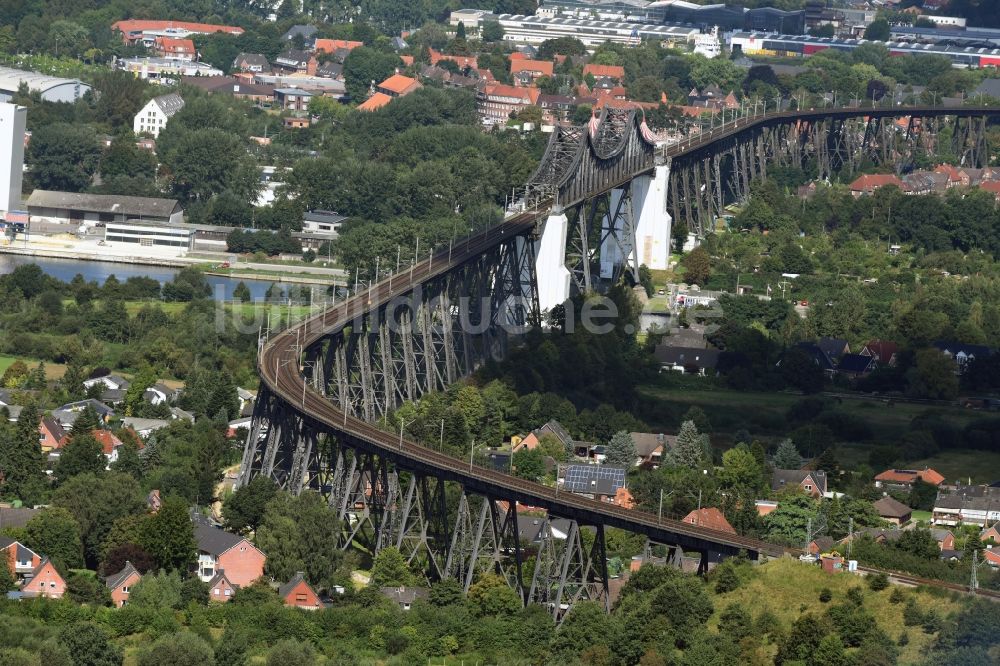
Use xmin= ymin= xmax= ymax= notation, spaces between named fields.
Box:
xmin=241 ymin=105 xmax=1000 ymax=615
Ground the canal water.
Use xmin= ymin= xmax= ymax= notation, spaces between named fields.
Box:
xmin=0 ymin=254 xmax=279 ymax=301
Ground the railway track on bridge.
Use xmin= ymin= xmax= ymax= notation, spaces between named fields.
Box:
xmin=259 ymin=210 xmax=787 ymax=559
xmin=251 ymin=104 xmax=1000 ymax=571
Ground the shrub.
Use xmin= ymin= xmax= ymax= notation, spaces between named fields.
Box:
xmin=846 ymin=587 xmax=865 ymax=605
xmin=889 ymin=588 xmax=905 ymax=604
xmin=903 ymin=598 xmax=924 ymax=627
xmin=867 ymin=572 xmax=890 ymax=591
xmin=819 ymin=588 xmax=832 ymax=603
xmin=922 ymin=609 xmax=943 ymax=634
xmin=898 ymin=631 xmax=909 ymax=646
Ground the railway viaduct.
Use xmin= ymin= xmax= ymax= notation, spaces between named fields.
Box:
xmin=239 ymin=103 xmax=1000 ymax=615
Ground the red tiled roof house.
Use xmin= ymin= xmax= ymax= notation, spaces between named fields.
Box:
xmin=682 ymin=507 xmax=736 ymax=533
xmin=23 ymin=559 xmax=66 ymax=598
xmin=194 ymin=521 xmax=265 ymax=587
xmin=105 ymin=561 xmax=142 ymax=607
xmin=279 ymin=572 xmax=321 ymax=609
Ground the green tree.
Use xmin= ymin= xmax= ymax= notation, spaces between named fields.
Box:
xmin=512 ymin=447 xmax=546 ymax=481
xmin=24 ymin=507 xmax=84 ymax=569
xmin=765 ymin=494 xmax=821 ymax=547
xmin=27 ymin=123 xmax=102 ymax=192
xmin=0 ymin=402 xmax=45 ymax=502
xmin=66 ymin=571 xmax=113 ymax=606
xmin=370 ymin=546 xmax=415 ymax=588
xmin=773 ymin=438 xmax=802 ymax=470
xmin=232 ymin=281 xmax=251 ymax=302
xmin=812 ymin=634 xmax=849 ymax=666
xmin=467 ymin=573 xmax=522 ymax=617
xmin=864 ymin=19 xmax=891 ymax=41
xmin=906 ymin=348 xmax=959 ymax=400
xmin=255 ymin=491 xmax=345 ymax=587
xmin=669 ymin=420 xmax=708 ymax=469
xmin=58 ymin=623 xmax=122 ymax=666
xmin=605 ymin=430 xmax=637 ymax=467
xmin=680 ymin=246 xmax=711 ymax=285
xmin=138 ymin=632 xmax=214 ymax=666
xmin=140 ymin=496 xmax=196 ymax=573
xmin=56 ymin=432 xmax=106 ymax=481
xmin=719 ymin=445 xmax=764 ymax=492
xmin=52 ymin=472 xmax=147 ymax=567
xmin=343 ymin=47 xmax=401 ymax=102
xmin=127 ymin=570 xmax=183 ymax=610
xmin=223 ymin=476 xmax=277 ymax=534
xmin=110 ymin=431 xmax=143 ymax=480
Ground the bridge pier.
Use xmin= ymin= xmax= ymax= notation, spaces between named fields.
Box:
xmin=630 ymin=159 xmax=672 ymax=272
xmin=535 ymin=205 xmax=572 ymax=312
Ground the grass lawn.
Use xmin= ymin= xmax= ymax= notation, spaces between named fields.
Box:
xmin=904 ymin=450 xmax=1000 ymax=485
xmin=712 ymin=558 xmax=963 ymax=663
xmin=639 ymin=380 xmax=979 ymax=442
xmin=911 ymin=510 xmax=933 ymax=523
xmin=0 ymin=355 xmax=66 ymax=380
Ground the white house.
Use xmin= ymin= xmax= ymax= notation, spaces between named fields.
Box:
xmin=83 ymin=374 xmax=131 ymax=392
xmin=133 ymin=93 xmax=185 ymax=138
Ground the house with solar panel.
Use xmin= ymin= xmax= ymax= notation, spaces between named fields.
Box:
xmin=557 ymin=463 xmax=628 ymax=503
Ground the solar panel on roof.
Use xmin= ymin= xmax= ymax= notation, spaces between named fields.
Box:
xmin=562 ymin=464 xmax=626 ymax=494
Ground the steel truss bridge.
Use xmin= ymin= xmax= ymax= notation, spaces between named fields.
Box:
xmin=240 ymin=104 xmax=1000 ymax=616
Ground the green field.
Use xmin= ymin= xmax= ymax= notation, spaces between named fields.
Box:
xmin=713 ymin=558 xmax=962 ymax=664
xmin=639 ymin=381 xmax=978 ymax=440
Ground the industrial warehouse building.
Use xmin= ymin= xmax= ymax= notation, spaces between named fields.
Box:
xmin=0 ymin=66 xmax=92 ymax=104
xmin=25 ymin=190 xmax=184 ymax=229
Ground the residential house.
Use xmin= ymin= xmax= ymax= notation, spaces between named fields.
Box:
xmin=194 ymin=519 xmax=266 ymax=586
xmin=274 ymin=88 xmax=313 ymax=112
xmin=558 ymin=464 xmax=627 ymax=502
xmin=771 ymin=469 xmax=828 ymax=498
xmin=105 ymin=561 xmax=142 ymax=607
xmin=793 ymin=338 xmax=850 ymax=372
xmin=83 ymin=373 xmax=131 ymax=392
xmin=22 ymin=559 xmax=65 ymax=598
xmin=807 ymin=536 xmax=836 ymax=555
xmin=281 ymin=24 xmax=318 ymax=46
xmin=144 ymin=383 xmax=176 ymax=405
xmin=836 ymin=353 xmax=877 ymax=378
xmin=510 ymin=59 xmax=554 ymax=86
xmin=428 ymin=48 xmax=478 ymax=71
xmin=153 ymin=37 xmax=196 ymax=61
xmin=538 ymin=93 xmax=577 ymax=122
xmin=92 ymin=430 xmax=126 ymax=465
xmin=902 ymin=171 xmax=949 ymax=195
xmin=848 ymin=173 xmax=907 ymax=196
xmin=0 ymin=537 xmax=40 ymax=579
xmin=233 ymin=53 xmax=270 ymax=74
xmin=236 ymin=388 xmax=256 ymax=416
xmin=283 ymin=116 xmax=310 ymax=129
xmin=476 ymin=83 xmax=539 ymax=125
xmin=380 ymin=586 xmax=428 ymax=610
xmin=687 ymin=85 xmax=739 ymax=110
xmin=983 ymin=548 xmax=1000 ymax=568
xmin=0 ymin=507 xmax=39 ymax=531
xmin=873 ymin=496 xmax=912 ymax=525
xmin=932 ymin=485 xmax=1000 ymax=526
xmin=929 ymin=528 xmax=956 ymax=551
xmin=179 ymin=76 xmax=276 ymax=106
xmin=982 ymin=523 xmax=1000 ymax=545
xmin=377 ymin=74 xmax=421 ymax=98
xmin=315 ymin=62 xmax=343 ymax=79
xmin=874 ymin=467 xmax=945 ymax=490
xmin=279 ymin=572 xmax=321 ymax=609
xmin=654 ymin=345 xmax=720 ymax=376
xmin=274 ymin=50 xmax=316 ymax=74
xmin=314 ymin=38 xmax=363 ymax=55
xmin=517 ymin=514 xmax=572 ymax=544
xmin=133 ymin=93 xmax=185 ymax=139
xmin=39 ymin=416 xmax=66 ymax=451
xmin=861 ymin=340 xmax=899 ymax=367
xmin=121 ymin=417 xmax=169 ymax=437
xmin=582 ymin=64 xmax=625 ymax=82
xmin=682 ymin=507 xmax=735 ymax=533
xmin=208 ymin=570 xmax=238 ymax=603
xmin=755 ymin=499 xmax=779 ymax=516
xmin=933 ymin=341 xmax=992 ymax=372
xmin=630 ymin=432 xmax=674 ymax=467
xmin=52 ymin=400 xmax=115 ymax=429
xmin=841 ymin=528 xmax=905 ymax=546
xmin=613 ymin=486 xmax=635 ymax=508
xmin=934 ymin=164 xmax=971 ymax=188
xmin=515 ymin=419 xmax=575 ymax=454
xmin=357 ymin=92 xmax=392 ymax=111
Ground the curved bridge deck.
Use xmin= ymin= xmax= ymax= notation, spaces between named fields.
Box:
xmin=253 ymin=105 xmax=1000 ymax=562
